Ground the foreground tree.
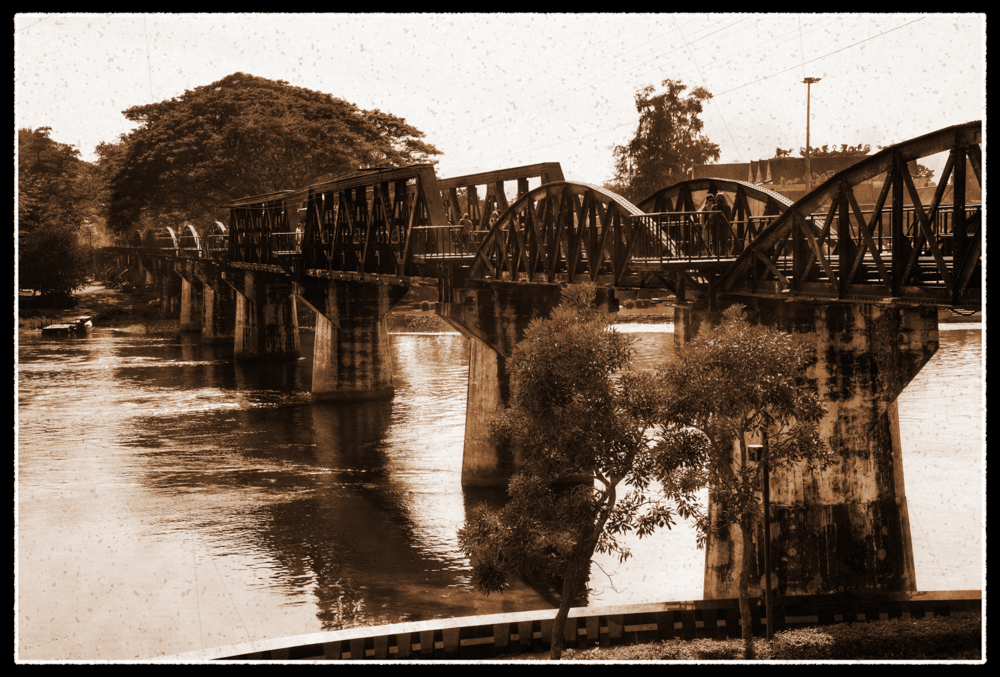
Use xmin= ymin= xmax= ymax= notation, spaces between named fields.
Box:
xmin=657 ymin=305 xmax=830 ymax=658
xmin=459 ymin=285 xmax=704 ymax=660
xmin=98 ymin=72 xmax=441 ymax=232
xmin=609 ymin=79 xmax=720 ymax=203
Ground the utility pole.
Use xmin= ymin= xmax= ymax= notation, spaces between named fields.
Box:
xmin=803 ymin=77 xmax=821 ymax=193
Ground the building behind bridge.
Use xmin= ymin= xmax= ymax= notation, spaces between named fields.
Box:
xmin=691 ymin=156 xmax=978 ymax=208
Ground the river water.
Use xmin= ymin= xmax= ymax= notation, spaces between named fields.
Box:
xmin=15 ymin=321 xmax=983 ymax=660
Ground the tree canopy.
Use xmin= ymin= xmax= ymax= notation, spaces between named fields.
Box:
xmin=18 ymin=127 xmax=99 ymax=297
xmin=609 ymin=79 xmax=720 ymax=203
xmin=459 ymin=284 xmax=703 ymax=659
xmin=98 ymin=72 xmax=442 ymax=232
xmin=799 ymin=143 xmax=870 ymax=158
xmin=657 ymin=305 xmax=830 ymax=658
xmin=18 ymin=127 xmax=100 ymax=235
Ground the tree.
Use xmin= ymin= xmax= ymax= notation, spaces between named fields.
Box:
xmin=772 ymin=147 xmax=794 ymax=159
xmin=609 ymin=79 xmax=720 ymax=203
xmin=98 ymin=72 xmax=442 ymax=233
xmin=799 ymin=143 xmax=870 ymax=158
xmin=656 ymin=305 xmax=830 ymax=659
xmin=18 ymin=127 xmax=99 ymax=234
xmin=18 ymin=223 xmax=90 ymax=298
xmin=458 ymin=284 xmax=704 ymax=660
xmin=17 ymin=128 xmax=99 ymax=297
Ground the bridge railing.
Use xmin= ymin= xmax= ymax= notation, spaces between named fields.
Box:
xmin=803 ymin=203 xmax=982 ymax=260
xmin=157 ymin=235 xmax=178 ymax=256
xmin=269 ymin=231 xmax=303 ymax=256
xmin=409 ymin=225 xmax=480 ymax=260
xmin=630 ymin=211 xmax=780 ymax=262
xmin=178 ymin=235 xmax=202 ymax=258
xmin=206 ymin=234 xmax=228 ymax=259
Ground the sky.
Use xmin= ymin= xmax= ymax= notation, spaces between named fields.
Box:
xmin=15 ymin=13 xmax=985 ymax=187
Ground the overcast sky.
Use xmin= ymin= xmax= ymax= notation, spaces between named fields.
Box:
xmin=15 ymin=13 xmax=985 ymax=186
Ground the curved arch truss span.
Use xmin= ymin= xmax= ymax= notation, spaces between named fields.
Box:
xmin=469 ymin=182 xmax=644 ymax=285
xmin=719 ymin=121 xmax=982 ymax=308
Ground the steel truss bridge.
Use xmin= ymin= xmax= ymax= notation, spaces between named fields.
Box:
xmin=120 ymin=121 xmax=982 ymax=311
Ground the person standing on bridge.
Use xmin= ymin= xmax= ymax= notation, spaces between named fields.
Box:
xmin=698 ymin=192 xmax=716 ymax=255
xmin=458 ymin=213 xmax=474 ymax=250
xmin=714 ymin=192 xmax=733 ymax=256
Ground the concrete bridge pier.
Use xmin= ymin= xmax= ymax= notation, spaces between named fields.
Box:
xmin=157 ymin=265 xmax=182 ymax=317
xmin=178 ymin=274 xmax=203 ymax=333
xmin=175 ymin=260 xmax=235 ymax=342
xmin=438 ymin=282 xmax=616 ymax=487
xmin=295 ymin=279 xmax=408 ymax=402
xmin=199 ymin=278 xmax=236 ymax=343
xmin=225 ymin=270 xmax=300 ymax=361
xmin=675 ymin=299 xmax=939 ymax=598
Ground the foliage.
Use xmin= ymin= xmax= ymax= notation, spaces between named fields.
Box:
xmin=609 ymin=79 xmax=720 ymax=203
xmin=17 ymin=222 xmax=90 ymax=298
xmin=558 ymin=613 xmax=980 ymax=661
xmin=799 ymin=143 xmax=870 ymax=157
xmin=772 ymin=147 xmax=794 ymax=159
xmin=98 ymin=72 xmax=441 ymax=233
xmin=564 ymin=637 xmax=771 ymax=661
xmin=771 ymin=614 xmax=982 ymax=660
xmin=656 ymin=305 xmax=830 ymax=658
xmin=18 ymin=127 xmax=101 ymax=234
xmin=458 ymin=284 xmax=704 ymax=659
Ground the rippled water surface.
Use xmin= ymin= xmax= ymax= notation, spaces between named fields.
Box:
xmin=16 ymin=323 xmax=983 ymax=660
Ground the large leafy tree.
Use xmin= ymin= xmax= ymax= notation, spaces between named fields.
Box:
xmin=17 ymin=128 xmax=98 ymax=297
xmin=459 ymin=284 xmax=704 ymax=660
xmin=98 ymin=72 xmax=441 ymax=232
xmin=18 ymin=127 xmax=98 ymax=234
xmin=657 ymin=305 xmax=830 ymax=658
xmin=609 ymin=79 xmax=720 ymax=203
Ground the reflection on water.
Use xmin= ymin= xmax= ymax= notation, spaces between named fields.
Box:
xmin=16 ymin=323 xmax=983 ymax=660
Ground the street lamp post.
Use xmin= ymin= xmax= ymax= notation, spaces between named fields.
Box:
xmin=803 ymin=77 xmax=821 ymax=193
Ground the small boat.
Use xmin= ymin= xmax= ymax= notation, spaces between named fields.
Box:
xmin=41 ymin=316 xmax=94 ymax=337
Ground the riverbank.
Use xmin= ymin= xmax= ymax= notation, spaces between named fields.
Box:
xmin=18 ymin=284 xmax=179 ymax=334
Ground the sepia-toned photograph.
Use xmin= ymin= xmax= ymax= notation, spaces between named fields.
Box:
xmin=15 ymin=13 xmax=984 ymax=663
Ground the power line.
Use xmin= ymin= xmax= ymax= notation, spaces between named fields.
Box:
xmin=448 ymin=16 xmax=841 ymax=167
xmin=443 ymin=17 xmax=929 ymax=173
xmin=15 ymin=15 xmax=50 ymax=33
xmin=712 ymin=16 xmax=926 ymax=98
xmin=434 ymin=16 xmax=751 ymax=149
xmin=672 ymin=16 xmax=744 ymax=163
xmin=439 ymin=15 xmax=839 ymax=157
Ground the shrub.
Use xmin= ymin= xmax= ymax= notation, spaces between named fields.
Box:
xmin=420 ymin=300 xmax=432 ymax=311
xmin=772 ymin=614 xmax=982 ymax=660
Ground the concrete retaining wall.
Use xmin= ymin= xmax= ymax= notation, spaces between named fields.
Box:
xmin=165 ymin=589 xmax=980 ymax=662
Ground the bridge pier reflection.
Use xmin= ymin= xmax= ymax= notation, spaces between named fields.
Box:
xmin=677 ymin=299 xmax=938 ymax=598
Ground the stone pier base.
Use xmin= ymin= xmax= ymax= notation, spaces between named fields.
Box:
xmin=295 ymin=279 xmax=407 ymax=401
xmin=676 ymin=299 xmax=938 ymax=597
xmin=227 ymin=271 xmax=300 ymax=361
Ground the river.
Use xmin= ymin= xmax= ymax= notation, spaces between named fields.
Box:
xmin=15 ymin=321 xmax=983 ymax=660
